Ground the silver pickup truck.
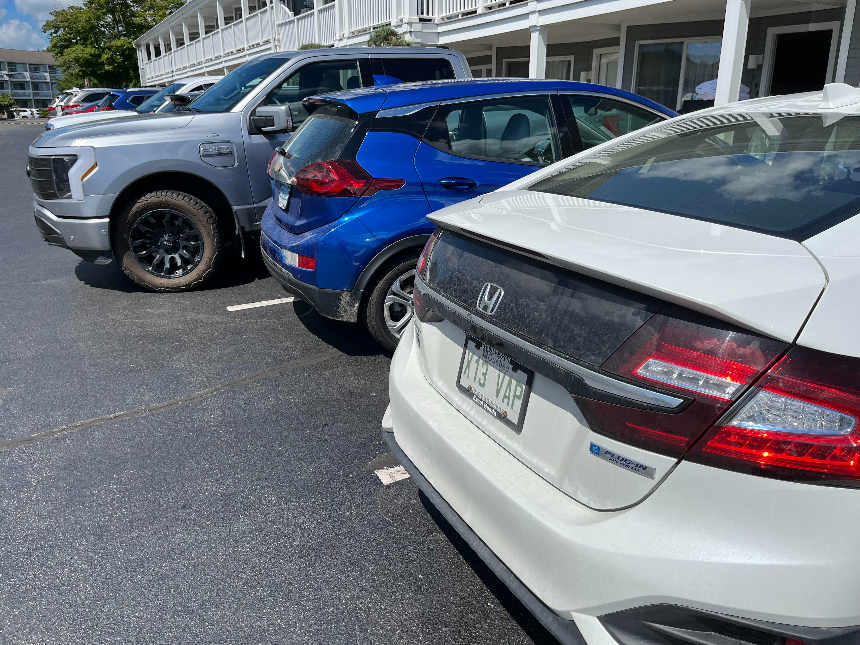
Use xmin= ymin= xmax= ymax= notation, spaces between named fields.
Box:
xmin=27 ymin=48 xmax=470 ymax=291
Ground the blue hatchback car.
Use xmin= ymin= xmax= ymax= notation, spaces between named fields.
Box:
xmin=261 ymin=78 xmax=675 ymax=350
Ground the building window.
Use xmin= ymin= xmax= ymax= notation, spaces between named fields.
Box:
xmin=504 ymin=56 xmax=573 ymax=80
xmin=11 ymin=82 xmax=26 ymax=91
xmin=634 ymin=38 xmax=721 ymax=110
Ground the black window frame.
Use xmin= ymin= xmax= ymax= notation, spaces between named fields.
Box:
xmin=422 ymin=92 xmax=563 ymax=167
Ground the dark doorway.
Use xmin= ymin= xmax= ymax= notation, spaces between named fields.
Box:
xmin=769 ymin=29 xmax=834 ymax=96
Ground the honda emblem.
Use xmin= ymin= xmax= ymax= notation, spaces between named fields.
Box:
xmin=476 ymin=283 xmax=504 ymax=315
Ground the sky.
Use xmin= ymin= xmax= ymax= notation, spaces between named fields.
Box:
xmin=0 ymin=0 xmax=83 ymax=51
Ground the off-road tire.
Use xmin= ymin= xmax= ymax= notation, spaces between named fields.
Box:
xmin=363 ymin=255 xmax=420 ymax=353
xmin=113 ymin=190 xmax=222 ymax=292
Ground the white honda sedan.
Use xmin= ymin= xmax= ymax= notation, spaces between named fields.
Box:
xmin=384 ymin=83 xmax=860 ymax=644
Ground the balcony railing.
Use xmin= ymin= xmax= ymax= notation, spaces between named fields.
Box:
xmin=139 ymin=0 xmax=529 ymax=82
xmin=33 ymin=91 xmax=53 ymax=99
xmin=11 ymin=90 xmax=32 ymax=98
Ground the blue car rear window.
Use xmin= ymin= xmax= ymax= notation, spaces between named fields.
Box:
xmin=280 ymin=105 xmax=359 ymax=177
xmin=529 ymin=113 xmax=860 ymax=241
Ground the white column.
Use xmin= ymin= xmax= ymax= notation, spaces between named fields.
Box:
xmin=314 ymin=0 xmax=322 ymax=42
xmin=182 ymin=19 xmax=190 ymax=45
xmin=616 ymin=23 xmax=627 ymax=89
xmin=528 ymin=25 xmax=547 ymax=79
xmin=406 ymin=0 xmax=418 ymax=22
xmin=241 ymin=0 xmax=249 ymax=49
xmin=433 ymin=0 xmax=441 ymax=22
xmin=216 ymin=0 xmax=226 ymax=54
xmin=334 ymin=0 xmax=342 ymax=41
xmin=836 ymin=0 xmax=857 ymax=83
xmin=197 ymin=9 xmax=206 ymax=37
xmin=169 ymin=28 xmax=177 ymax=51
xmin=158 ymin=34 xmax=166 ymax=57
xmin=148 ymin=40 xmax=155 ymax=60
xmin=715 ymin=0 xmax=751 ymax=106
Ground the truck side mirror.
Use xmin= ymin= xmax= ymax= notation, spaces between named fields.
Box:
xmin=251 ymin=105 xmax=293 ymax=133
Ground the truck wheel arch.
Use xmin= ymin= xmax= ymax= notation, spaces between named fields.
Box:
xmin=108 ymin=172 xmax=237 ymax=252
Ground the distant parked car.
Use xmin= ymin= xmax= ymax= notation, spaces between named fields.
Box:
xmin=27 ymin=48 xmax=471 ymax=291
xmin=14 ymin=108 xmax=39 ymax=119
xmin=384 ymin=82 xmax=860 ymax=645
xmin=111 ymin=88 xmax=161 ymax=111
xmin=44 ymin=77 xmax=221 ymax=131
xmin=60 ymin=88 xmax=121 ymax=115
xmin=262 ymin=78 xmax=674 ymax=350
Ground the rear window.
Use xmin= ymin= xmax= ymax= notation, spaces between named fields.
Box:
xmin=279 ymin=104 xmax=359 ymax=177
xmin=128 ymin=94 xmax=147 ymax=106
xmin=529 ymin=113 xmax=860 ymax=241
xmin=373 ymin=57 xmax=455 ymax=83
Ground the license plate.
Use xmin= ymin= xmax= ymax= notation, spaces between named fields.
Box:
xmin=457 ymin=338 xmax=532 ymax=432
xmin=278 ymin=183 xmax=291 ymax=211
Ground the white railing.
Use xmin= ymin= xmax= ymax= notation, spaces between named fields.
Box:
xmin=33 ymin=91 xmax=53 ymax=98
xmin=203 ymin=31 xmax=217 ymax=59
xmin=11 ymin=90 xmax=31 ymax=98
xmin=296 ymin=11 xmax=315 ymax=46
xmin=350 ymin=0 xmax=390 ymax=34
xmin=319 ymin=3 xmax=336 ymax=44
xmin=140 ymin=0 xmax=524 ymax=82
xmin=439 ymin=0 xmax=480 ymax=19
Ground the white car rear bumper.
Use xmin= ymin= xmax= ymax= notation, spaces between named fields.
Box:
xmin=388 ymin=320 xmax=860 ymax=637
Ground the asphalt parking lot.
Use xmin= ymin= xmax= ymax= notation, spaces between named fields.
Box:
xmin=0 ymin=123 xmax=558 ymax=644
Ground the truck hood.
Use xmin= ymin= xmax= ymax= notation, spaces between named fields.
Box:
xmin=429 ymin=189 xmax=826 ymax=343
xmin=34 ymin=113 xmax=194 ymax=148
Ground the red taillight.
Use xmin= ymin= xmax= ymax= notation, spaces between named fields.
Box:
xmin=267 ymin=150 xmax=278 ymax=176
xmin=689 ymin=345 xmax=860 ymax=482
xmin=293 ymin=160 xmax=404 ymax=198
xmin=575 ymin=313 xmax=787 ymax=458
xmin=417 ymin=229 xmax=442 ymax=282
xmin=296 ymin=254 xmax=315 ymax=270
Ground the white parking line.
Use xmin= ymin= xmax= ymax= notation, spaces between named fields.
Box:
xmin=375 ymin=465 xmax=410 ymax=485
xmin=227 ymin=297 xmax=296 ymax=312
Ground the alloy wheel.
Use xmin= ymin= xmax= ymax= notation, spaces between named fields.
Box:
xmin=383 ymin=269 xmax=415 ymax=339
xmin=128 ymin=209 xmax=204 ymax=278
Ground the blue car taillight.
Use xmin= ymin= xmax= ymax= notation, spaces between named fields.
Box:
xmin=274 ymin=159 xmax=404 ymax=235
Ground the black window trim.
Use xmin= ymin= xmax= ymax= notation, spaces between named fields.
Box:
xmin=425 ymin=91 xmax=564 ymax=167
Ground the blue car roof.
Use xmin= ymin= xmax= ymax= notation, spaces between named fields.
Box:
xmin=311 ymin=78 xmax=677 ymax=118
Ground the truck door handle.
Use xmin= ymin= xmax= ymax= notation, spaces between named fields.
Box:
xmin=439 ymin=177 xmax=478 ymax=191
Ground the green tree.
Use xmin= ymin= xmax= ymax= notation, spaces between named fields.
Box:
xmin=298 ymin=43 xmax=330 ymax=50
xmin=43 ymin=0 xmax=184 ymax=89
xmin=367 ymin=26 xmax=412 ymax=47
xmin=0 ymin=93 xmax=16 ymax=119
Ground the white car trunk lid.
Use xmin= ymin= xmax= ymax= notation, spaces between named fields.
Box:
xmin=413 ymin=190 xmax=825 ymax=510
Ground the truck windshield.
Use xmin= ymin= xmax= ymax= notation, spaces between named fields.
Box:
xmin=529 ymin=113 xmax=860 ymax=241
xmin=136 ymin=83 xmax=182 ymax=113
xmin=190 ymin=56 xmax=291 ymax=114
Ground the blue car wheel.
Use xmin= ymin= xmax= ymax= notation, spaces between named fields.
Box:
xmin=363 ymin=255 xmax=420 ymax=352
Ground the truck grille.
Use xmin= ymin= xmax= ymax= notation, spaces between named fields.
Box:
xmin=27 ymin=154 xmax=76 ymax=200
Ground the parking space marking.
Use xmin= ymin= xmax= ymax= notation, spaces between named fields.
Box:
xmin=375 ymin=465 xmax=410 ymax=485
xmin=0 ymin=349 xmax=341 ymax=452
xmin=227 ymin=297 xmax=296 ymax=312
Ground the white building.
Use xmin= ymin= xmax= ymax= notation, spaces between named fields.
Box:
xmin=0 ymin=49 xmax=62 ymax=109
xmin=135 ymin=0 xmax=860 ymax=111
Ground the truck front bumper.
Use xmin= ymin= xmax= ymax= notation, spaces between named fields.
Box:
xmin=33 ymin=201 xmax=113 ymax=263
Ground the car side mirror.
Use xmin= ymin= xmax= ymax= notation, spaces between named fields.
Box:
xmin=251 ymin=105 xmax=293 ymax=133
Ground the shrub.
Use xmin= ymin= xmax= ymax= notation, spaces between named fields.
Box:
xmin=367 ymin=26 xmax=412 ymax=47
xmin=0 ymin=93 xmax=16 ymax=119
xmin=298 ymin=42 xmax=330 ymax=50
